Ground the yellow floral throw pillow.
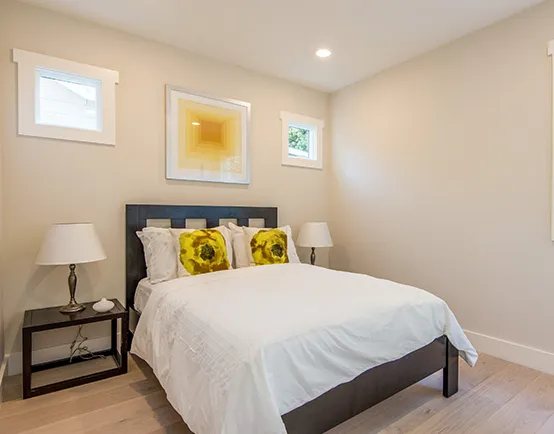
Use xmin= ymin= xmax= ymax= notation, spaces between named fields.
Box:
xmin=178 ymin=229 xmax=230 ymax=276
xmin=250 ymin=229 xmax=289 ymax=265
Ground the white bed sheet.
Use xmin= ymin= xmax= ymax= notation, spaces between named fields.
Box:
xmin=131 ymin=263 xmax=477 ymax=434
xmin=134 ymin=278 xmax=156 ymax=313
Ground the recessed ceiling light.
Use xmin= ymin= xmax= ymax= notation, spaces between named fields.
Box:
xmin=316 ymin=48 xmax=332 ymax=58
xmin=192 ymin=122 xmax=200 ymax=126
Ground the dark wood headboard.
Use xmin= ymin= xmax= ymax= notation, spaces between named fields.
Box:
xmin=125 ymin=204 xmax=278 ymax=309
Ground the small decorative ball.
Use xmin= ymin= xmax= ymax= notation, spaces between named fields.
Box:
xmin=93 ymin=298 xmax=115 ymax=313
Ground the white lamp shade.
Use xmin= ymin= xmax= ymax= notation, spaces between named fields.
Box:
xmin=36 ymin=223 xmax=107 ymax=265
xmin=296 ymin=222 xmax=333 ymax=248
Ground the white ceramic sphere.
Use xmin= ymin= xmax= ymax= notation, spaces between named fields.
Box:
xmin=93 ymin=298 xmax=115 ymax=313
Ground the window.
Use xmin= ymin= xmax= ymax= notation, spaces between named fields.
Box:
xmin=37 ymin=69 xmax=102 ymax=131
xmin=13 ymin=49 xmax=119 ymax=145
xmin=281 ymin=111 xmax=324 ymax=169
xmin=288 ymin=125 xmax=312 ymax=159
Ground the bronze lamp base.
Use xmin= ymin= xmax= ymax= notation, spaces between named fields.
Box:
xmin=59 ymin=301 xmax=85 ymax=314
xmin=59 ymin=264 xmax=86 ymax=314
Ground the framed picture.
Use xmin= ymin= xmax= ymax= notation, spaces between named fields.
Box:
xmin=166 ymin=85 xmax=251 ymax=184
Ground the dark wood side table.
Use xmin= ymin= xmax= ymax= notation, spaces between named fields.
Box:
xmin=22 ymin=299 xmax=128 ymax=399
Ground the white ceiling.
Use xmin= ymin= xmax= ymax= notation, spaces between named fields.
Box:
xmin=21 ymin=0 xmax=545 ymax=91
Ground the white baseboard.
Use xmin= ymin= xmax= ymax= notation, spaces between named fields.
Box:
xmin=465 ymin=330 xmax=554 ymax=375
xmin=7 ymin=336 xmax=113 ymax=376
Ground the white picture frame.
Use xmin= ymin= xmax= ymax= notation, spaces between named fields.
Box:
xmin=166 ymin=85 xmax=251 ymax=184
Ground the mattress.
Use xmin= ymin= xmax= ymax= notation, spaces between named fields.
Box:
xmin=131 ymin=263 xmax=477 ymax=434
xmin=134 ymin=277 xmax=156 ymax=313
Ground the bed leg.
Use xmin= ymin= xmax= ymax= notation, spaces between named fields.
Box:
xmin=443 ymin=338 xmax=459 ymax=398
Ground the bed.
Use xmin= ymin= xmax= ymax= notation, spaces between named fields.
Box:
xmin=126 ymin=204 xmax=477 ymax=434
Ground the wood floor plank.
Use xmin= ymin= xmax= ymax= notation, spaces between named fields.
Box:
xmin=19 ymin=390 xmax=170 ymax=434
xmin=400 ymin=363 xmax=542 ymax=434
xmin=148 ymin=422 xmax=193 ymax=434
xmin=536 ymin=413 xmax=554 ymax=434
xmin=375 ymin=354 xmax=509 ymax=434
xmin=327 ymin=373 xmax=444 ymax=434
xmin=1 ymin=379 xmax=161 ymax=434
xmin=1 ymin=353 xmax=550 ymax=434
xmin=83 ymin=404 xmax=184 ymax=434
xmin=458 ymin=353 xmax=511 ymax=390
xmin=468 ymin=373 xmax=554 ymax=434
xmin=0 ymin=356 xmax=156 ymax=419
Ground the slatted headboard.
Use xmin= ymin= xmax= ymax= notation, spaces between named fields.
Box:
xmin=125 ymin=204 xmax=278 ymax=309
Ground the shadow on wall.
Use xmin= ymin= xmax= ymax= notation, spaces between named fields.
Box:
xmin=296 ymin=246 xmax=332 ymax=268
xmin=6 ymin=263 xmax=98 ymax=357
xmin=165 ymin=179 xmax=251 ymax=191
xmin=329 ymin=244 xmax=350 ymax=271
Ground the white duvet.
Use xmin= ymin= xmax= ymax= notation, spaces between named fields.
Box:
xmin=131 ymin=263 xmax=477 ymax=434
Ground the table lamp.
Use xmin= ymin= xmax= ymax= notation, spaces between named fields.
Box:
xmin=296 ymin=222 xmax=333 ymax=265
xmin=36 ymin=223 xmax=106 ymax=314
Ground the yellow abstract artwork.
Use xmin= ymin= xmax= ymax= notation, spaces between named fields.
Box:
xmin=166 ymin=86 xmax=250 ymax=184
xmin=178 ymin=100 xmax=241 ymax=173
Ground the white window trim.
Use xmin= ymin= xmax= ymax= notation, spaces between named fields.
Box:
xmin=548 ymin=40 xmax=554 ymax=241
xmin=281 ymin=111 xmax=324 ymax=170
xmin=13 ymin=49 xmax=119 ymax=146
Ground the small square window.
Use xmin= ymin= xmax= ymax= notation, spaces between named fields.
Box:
xmin=281 ymin=112 xmax=324 ymax=169
xmin=288 ymin=124 xmax=315 ymax=160
xmin=36 ymin=68 xmax=102 ymax=132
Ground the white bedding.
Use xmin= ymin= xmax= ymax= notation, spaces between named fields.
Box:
xmin=131 ymin=263 xmax=477 ymax=434
xmin=134 ymin=278 xmax=156 ymax=313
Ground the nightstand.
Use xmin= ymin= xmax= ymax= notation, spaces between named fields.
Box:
xmin=22 ymin=299 xmax=128 ymax=399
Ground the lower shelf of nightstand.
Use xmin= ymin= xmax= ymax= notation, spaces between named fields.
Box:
xmin=32 ymin=354 xmax=119 ymax=389
xmin=27 ymin=350 xmax=125 ymax=398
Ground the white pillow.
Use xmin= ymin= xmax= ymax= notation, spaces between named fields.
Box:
xmin=169 ymin=226 xmax=233 ymax=277
xmin=231 ymin=231 xmax=250 ymax=269
xmin=136 ymin=227 xmax=177 ymax=284
xmin=229 ymin=222 xmax=300 ymax=267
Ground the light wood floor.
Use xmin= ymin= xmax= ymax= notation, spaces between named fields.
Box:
xmin=1 ymin=353 xmax=554 ymax=434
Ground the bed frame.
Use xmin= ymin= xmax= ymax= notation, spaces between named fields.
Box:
xmin=126 ymin=204 xmax=459 ymax=434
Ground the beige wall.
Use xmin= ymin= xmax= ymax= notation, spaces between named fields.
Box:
xmin=0 ymin=0 xmax=330 ymax=359
xmin=331 ymin=0 xmax=554 ymax=354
